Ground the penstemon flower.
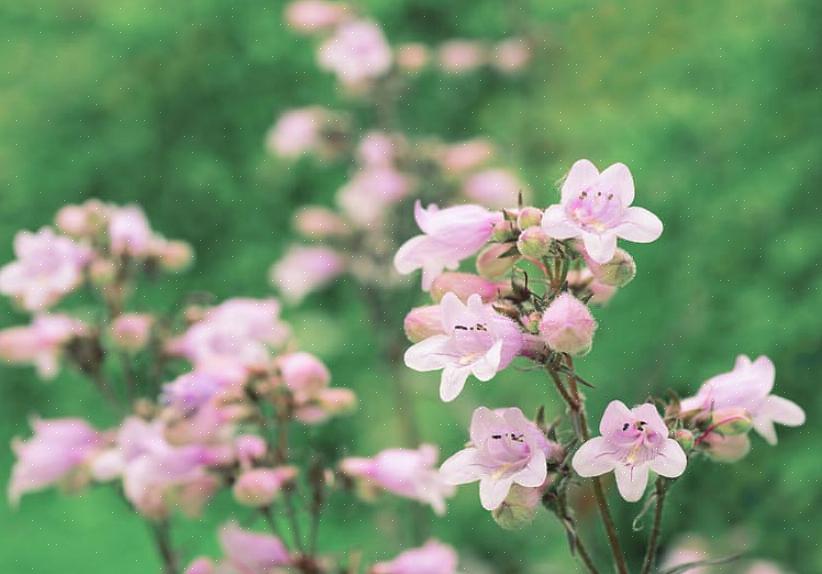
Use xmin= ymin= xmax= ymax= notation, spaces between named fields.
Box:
xmin=370 ymin=539 xmax=458 ymax=574
xmin=541 ymin=159 xmax=663 ymax=263
xmin=0 ymin=314 xmax=88 ymax=379
xmin=439 ymin=407 xmax=562 ymax=510
xmin=572 ymin=401 xmax=687 ymax=502
xmin=403 ymin=292 xmax=522 ymax=402
xmin=317 ymin=19 xmax=392 ymax=88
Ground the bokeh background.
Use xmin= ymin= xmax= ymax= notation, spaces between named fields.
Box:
xmin=1 ymin=0 xmax=820 ymax=572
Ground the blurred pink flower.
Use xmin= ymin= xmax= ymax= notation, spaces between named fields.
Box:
xmin=404 ymin=292 xmax=521 ymax=402
xmin=542 ymin=159 xmax=663 ymax=263
xmin=492 ymin=38 xmax=531 ymax=73
xmin=539 ymin=292 xmax=597 ymax=355
xmin=284 ymin=0 xmax=349 ymax=34
xmin=572 ymin=401 xmax=686 ymax=502
xmin=266 ymin=107 xmax=327 ymax=158
xmin=278 ymin=351 xmax=330 ymax=397
xmin=293 ymin=206 xmax=349 ymax=239
xmin=184 ymin=558 xmax=215 ymax=574
xmin=462 ymin=168 xmax=528 ymax=209
xmin=162 ymin=371 xmax=235 ymax=413
xmin=394 ymin=201 xmax=501 ymax=290
xmin=438 ymin=139 xmax=495 ymax=174
xmin=110 ymin=313 xmax=154 ymax=352
xmin=317 ymin=20 xmax=392 ymax=87
xmin=337 ymin=167 xmax=412 ymax=226
xmin=680 ymin=355 xmax=805 ymax=445
xmin=109 ymin=205 xmax=153 ymax=257
xmin=270 ymin=246 xmax=344 ymax=303
xmin=357 ymin=131 xmax=401 ymax=167
xmin=0 ymin=227 xmax=91 ymax=311
xmin=234 ymin=435 xmax=267 ymax=467
xmin=0 ymin=314 xmax=87 ymax=379
xmin=437 ymin=40 xmax=486 ymax=73
xmin=219 ymin=522 xmax=292 ymax=572
xmin=440 ymin=407 xmax=560 ymax=510
xmin=396 ymin=43 xmax=430 ymax=73
xmin=233 ymin=466 xmax=298 ymax=507
xmin=371 ymin=539 xmax=458 ymax=574
xmin=9 ymin=417 xmax=104 ymax=505
xmin=341 ymin=444 xmax=454 ymax=515
xmin=294 ymin=386 xmax=356 ymax=424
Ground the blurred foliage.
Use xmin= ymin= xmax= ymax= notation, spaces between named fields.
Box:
xmin=1 ymin=0 xmax=821 ymax=572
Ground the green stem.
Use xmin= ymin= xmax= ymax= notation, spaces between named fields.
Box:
xmin=640 ymin=479 xmax=667 ymax=574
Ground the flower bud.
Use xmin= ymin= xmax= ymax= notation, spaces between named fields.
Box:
xmin=317 ymin=387 xmax=357 ymax=415
xmin=710 ymin=407 xmax=753 ymax=436
xmin=674 ymin=429 xmax=695 ymax=451
xmin=539 ymin=293 xmax=597 ymax=355
xmin=587 ymin=248 xmax=636 ymax=287
xmin=476 ymin=243 xmax=519 ymax=280
xmin=396 ymin=43 xmax=430 ymax=73
xmin=235 ymin=435 xmax=267 ymax=465
xmin=403 ymin=305 xmax=444 ymax=343
xmin=109 ymin=313 xmax=153 ymax=352
xmin=278 ymin=352 xmax=330 ymax=395
xmin=703 ymin=433 xmax=751 ymax=463
xmin=293 ymin=206 xmax=349 ymax=239
xmin=158 ymin=240 xmax=194 ymax=272
xmin=490 ymin=220 xmax=517 ymax=242
xmin=516 ymin=207 xmax=543 ymax=230
xmin=492 ymin=483 xmax=545 ymax=530
xmin=184 ymin=558 xmax=215 ymax=574
xmin=233 ymin=467 xmax=298 ymax=507
xmin=430 ymin=272 xmax=504 ymax=304
xmin=89 ymin=258 xmax=117 ymax=286
xmin=516 ymin=227 xmax=552 ymax=259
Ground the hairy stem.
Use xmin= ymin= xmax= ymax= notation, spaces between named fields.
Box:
xmin=640 ymin=479 xmax=668 ymax=574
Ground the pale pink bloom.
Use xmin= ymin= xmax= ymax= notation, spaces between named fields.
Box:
xmin=404 ymin=293 xmax=522 ymax=402
xmin=293 ymin=206 xmax=349 ymax=238
xmin=659 ymin=536 xmax=710 ymax=574
xmin=341 ymin=444 xmax=454 ymax=515
xmin=680 ymin=355 xmax=805 ymax=445
xmin=184 ymin=558 xmax=215 ymax=574
xmin=162 ymin=371 xmax=235 ymax=413
xmin=440 ymin=407 xmax=561 ymax=510
xmin=0 ymin=228 xmax=91 ymax=311
xmin=284 ymin=0 xmax=349 ymax=34
xmin=542 ymin=160 xmax=663 ymax=263
xmin=294 ymin=387 xmax=356 ymax=424
xmin=462 ymin=169 xmax=528 ymax=209
xmin=430 ymin=272 xmax=506 ymax=304
xmin=492 ymin=38 xmax=531 ymax=73
xmin=357 ymin=131 xmax=400 ymax=167
xmin=745 ymin=560 xmax=787 ymax=574
xmin=317 ymin=20 xmax=392 ymax=87
xmin=437 ymin=40 xmax=486 ymax=74
xmin=55 ymin=200 xmax=110 ymax=237
xmin=9 ymin=417 xmax=104 ymax=505
xmin=110 ymin=313 xmax=154 ymax=352
xmin=396 ymin=43 xmax=430 ymax=73
xmin=337 ymin=167 xmax=412 ymax=226
xmin=278 ymin=351 xmax=331 ymax=397
xmin=234 ymin=435 xmax=267 ymax=467
xmin=572 ymin=401 xmax=687 ymax=502
xmin=566 ymin=268 xmax=617 ymax=305
xmin=394 ymin=201 xmax=502 ymax=290
xmin=219 ymin=522 xmax=292 ymax=572
xmin=539 ymin=293 xmax=597 ymax=355
xmin=233 ymin=466 xmax=298 ymax=507
xmin=0 ymin=314 xmax=87 ymax=379
xmin=371 ymin=539 xmax=458 ymax=574
xmin=270 ymin=246 xmax=344 ymax=303
xmin=266 ymin=107 xmax=327 ymax=158
xmin=164 ymin=402 xmax=240 ymax=447
xmin=403 ymin=305 xmax=445 ymax=343
xmin=109 ymin=205 xmax=153 ymax=257
xmin=153 ymin=238 xmax=195 ymax=272
xmin=438 ymin=139 xmax=495 ymax=174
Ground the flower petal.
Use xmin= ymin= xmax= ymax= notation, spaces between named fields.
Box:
xmin=440 ymin=291 xmax=469 ymax=333
xmin=440 ymin=364 xmax=471 ymax=402
xmin=393 ymin=235 xmax=428 ymax=274
xmin=479 ymin=475 xmax=514 ymax=510
xmin=581 ymin=232 xmax=618 ymax=264
xmin=759 ymin=395 xmax=805 ymax=427
xmin=471 ymin=340 xmax=503 ymax=382
xmin=572 ymin=437 xmax=618 ymax=477
xmin=752 ymin=418 xmax=778 ymax=446
xmin=561 ymin=159 xmax=600 ymax=203
xmin=649 ymin=439 xmax=687 ymax=478
xmin=613 ymin=207 xmax=663 ymax=243
xmin=597 ymin=163 xmax=634 ymax=206
xmin=599 ymin=401 xmax=633 ymax=436
xmin=470 ymin=407 xmax=501 ymax=445
xmin=515 ymin=451 xmax=548 ymax=487
xmin=614 ymin=464 xmax=649 ymax=502
xmin=439 ymin=448 xmax=483 ymax=485
xmin=403 ymin=335 xmax=453 ymax=372
xmin=541 ymin=205 xmax=581 ymax=240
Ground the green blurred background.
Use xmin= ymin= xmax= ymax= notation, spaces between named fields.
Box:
xmin=1 ymin=0 xmax=820 ymax=572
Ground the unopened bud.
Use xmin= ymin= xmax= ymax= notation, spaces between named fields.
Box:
xmin=490 ymin=220 xmax=517 ymax=242
xmin=674 ymin=429 xmax=695 ymax=451
xmin=492 ymin=483 xmax=545 ymax=530
xmin=293 ymin=207 xmax=349 ymax=239
xmin=158 ymin=240 xmax=194 ymax=272
xmin=710 ymin=407 xmax=753 ymax=436
xmin=403 ymin=305 xmax=444 ymax=343
xmin=109 ymin=313 xmax=153 ymax=352
xmin=317 ymin=387 xmax=357 ymax=415
xmin=516 ymin=207 xmax=543 ymax=230
xmin=233 ymin=467 xmax=298 ymax=507
xmin=516 ymin=227 xmax=552 ymax=259
xmin=476 ymin=243 xmax=519 ymax=280
xmin=430 ymin=272 xmax=504 ymax=304
xmin=235 ymin=435 xmax=267 ymax=465
xmin=539 ymin=293 xmax=597 ymax=355
xmin=704 ymin=433 xmax=751 ymax=463
xmin=278 ymin=352 xmax=330 ymax=395
xmin=587 ymin=247 xmax=636 ymax=287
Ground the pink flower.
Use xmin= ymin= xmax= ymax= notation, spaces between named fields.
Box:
xmin=293 ymin=206 xmax=349 ymax=239
xmin=542 ymin=159 xmax=663 ymax=263
xmin=680 ymin=355 xmax=805 ymax=445
xmin=0 ymin=314 xmax=87 ymax=379
xmin=371 ymin=539 xmax=458 ymax=574
xmin=430 ymin=272 xmax=506 ymax=304
xmin=278 ymin=351 xmax=330 ymax=397
xmin=317 ymin=20 xmax=392 ymax=87
xmin=462 ymin=169 xmax=528 ymax=209
xmin=266 ymin=107 xmax=326 ymax=158
xmin=437 ymin=40 xmax=486 ymax=73
xmin=438 ymin=139 xmax=495 ymax=174
xmin=234 ymin=435 xmax=267 ymax=467
xmin=394 ymin=201 xmax=502 ymax=290
xmin=539 ymin=293 xmax=597 ymax=355
xmin=403 ymin=305 xmax=445 ymax=343
xmin=162 ymin=371 xmax=235 ymax=413
xmin=341 ymin=444 xmax=454 ymax=515
xmin=270 ymin=246 xmax=344 ymax=303
xmin=440 ymin=407 xmax=560 ymax=510
xmin=294 ymin=387 xmax=356 ymax=424
xmin=396 ymin=43 xmax=430 ymax=73
xmin=0 ymin=228 xmax=91 ymax=311
xmin=357 ymin=131 xmax=401 ymax=167
xmin=337 ymin=167 xmax=412 ymax=226
xmin=233 ymin=467 xmax=298 ymax=507
xmin=284 ymin=0 xmax=349 ymax=34
xmin=219 ymin=522 xmax=292 ymax=572
xmin=491 ymin=38 xmax=531 ymax=73
xmin=404 ymin=293 xmax=522 ymax=402
xmin=9 ymin=417 xmax=104 ymax=505
xmin=109 ymin=205 xmax=153 ymax=257
xmin=572 ymin=401 xmax=687 ymax=502
xmin=110 ymin=313 xmax=154 ymax=352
